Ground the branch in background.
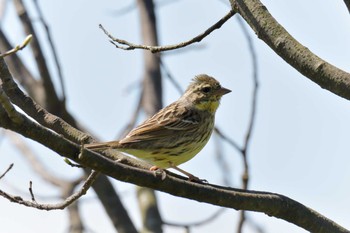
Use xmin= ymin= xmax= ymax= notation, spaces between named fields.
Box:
xmin=13 ymin=0 xmax=61 ymax=111
xmin=159 ymin=58 xmax=183 ymax=94
xmin=0 ymin=170 xmax=98 ymax=210
xmin=137 ymin=0 xmax=163 ymax=232
xmin=117 ymin=90 xmax=143 ymax=139
xmin=111 ymin=0 xmax=181 ymax=16
xmin=164 ymin=208 xmax=226 ymax=231
xmin=236 ymin=15 xmax=259 ymax=233
xmin=32 ymin=0 xmax=66 ymax=102
xmin=100 ymin=10 xmax=235 ymax=53
xmin=0 ymin=0 xmax=8 ymax=21
xmin=8 ymin=132 xmax=83 ymax=187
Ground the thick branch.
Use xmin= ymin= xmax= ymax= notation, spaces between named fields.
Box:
xmin=230 ymin=0 xmax=350 ymax=100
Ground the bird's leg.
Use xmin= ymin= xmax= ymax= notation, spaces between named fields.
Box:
xmin=169 ymin=164 xmax=207 ymax=183
xmin=150 ymin=166 xmax=166 ymax=180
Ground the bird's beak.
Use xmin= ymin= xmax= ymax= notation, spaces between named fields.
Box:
xmin=215 ymin=87 xmax=231 ymax=96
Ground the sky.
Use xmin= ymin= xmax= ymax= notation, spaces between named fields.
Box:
xmin=1 ymin=0 xmax=350 ymax=233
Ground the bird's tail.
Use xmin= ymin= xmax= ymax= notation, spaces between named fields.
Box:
xmin=84 ymin=141 xmax=120 ymax=151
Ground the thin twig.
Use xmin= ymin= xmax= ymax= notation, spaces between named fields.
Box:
xmin=117 ymin=89 xmax=143 ymax=139
xmin=164 ymin=208 xmax=226 ymax=230
xmin=0 ymin=170 xmax=99 ymax=210
xmin=0 ymin=163 xmax=14 ymax=180
xmin=0 ymin=34 xmax=32 ymax=58
xmin=214 ymin=133 xmax=232 ymax=186
xmin=32 ymin=0 xmax=66 ymax=102
xmin=236 ymin=15 xmax=259 ymax=233
xmin=100 ymin=10 xmax=235 ymax=53
xmin=159 ymin=58 xmax=183 ymax=94
xmin=111 ymin=0 xmax=181 ymax=16
xmin=29 ymin=181 xmax=36 ymax=202
xmin=214 ymin=127 xmax=241 ymax=152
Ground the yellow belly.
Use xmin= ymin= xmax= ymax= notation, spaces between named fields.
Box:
xmin=120 ymin=137 xmax=208 ymax=168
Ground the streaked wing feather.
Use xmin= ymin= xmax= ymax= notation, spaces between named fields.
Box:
xmin=119 ymin=102 xmax=199 ymax=144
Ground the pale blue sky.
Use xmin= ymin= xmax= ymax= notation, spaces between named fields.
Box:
xmin=1 ymin=1 xmax=350 ymax=233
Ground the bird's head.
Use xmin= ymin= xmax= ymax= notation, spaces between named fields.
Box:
xmin=182 ymin=74 xmax=231 ymax=113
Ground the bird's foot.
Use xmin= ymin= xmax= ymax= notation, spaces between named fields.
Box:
xmin=150 ymin=166 xmax=167 ymax=180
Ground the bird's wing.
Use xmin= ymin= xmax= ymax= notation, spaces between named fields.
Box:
xmin=119 ymin=102 xmax=200 ymax=144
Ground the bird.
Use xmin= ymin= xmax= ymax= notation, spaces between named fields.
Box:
xmin=85 ymin=74 xmax=231 ymax=181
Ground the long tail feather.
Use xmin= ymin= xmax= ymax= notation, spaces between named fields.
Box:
xmin=84 ymin=141 xmax=120 ymax=151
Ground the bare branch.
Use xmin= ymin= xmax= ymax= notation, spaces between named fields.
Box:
xmin=100 ymin=10 xmax=235 ymax=53
xmin=28 ymin=181 xmax=36 ymax=202
xmin=214 ymin=127 xmax=241 ymax=152
xmin=136 ymin=1 xmax=163 ymax=232
xmin=0 ymin=170 xmax=98 ymax=210
xmin=117 ymin=90 xmax=143 ymax=139
xmin=13 ymin=0 xmax=61 ymax=111
xmin=159 ymin=58 xmax=183 ymax=94
xmin=32 ymin=0 xmax=66 ymax=102
xmin=0 ymin=163 xmax=13 ymax=180
xmin=8 ymin=132 xmax=74 ymax=186
xmin=164 ymin=208 xmax=226 ymax=230
xmin=236 ymin=15 xmax=259 ymax=233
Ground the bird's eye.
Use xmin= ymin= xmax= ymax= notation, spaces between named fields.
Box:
xmin=201 ymin=86 xmax=211 ymax=93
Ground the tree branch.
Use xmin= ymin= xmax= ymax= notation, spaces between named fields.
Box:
xmin=0 ymin=170 xmax=98 ymax=210
xmin=100 ymin=9 xmax=235 ymax=53
xmin=230 ymin=0 xmax=350 ymax=100
xmin=32 ymin=0 xmax=66 ymax=102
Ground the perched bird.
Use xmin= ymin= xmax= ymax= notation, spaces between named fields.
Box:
xmin=85 ymin=74 xmax=231 ymax=181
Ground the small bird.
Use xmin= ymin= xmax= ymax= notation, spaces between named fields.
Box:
xmin=85 ymin=74 xmax=231 ymax=181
